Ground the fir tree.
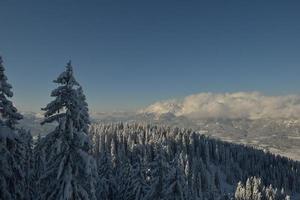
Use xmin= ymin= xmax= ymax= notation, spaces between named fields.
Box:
xmin=127 ymin=157 xmax=149 ymax=200
xmin=165 ymin=156 xmax=187 ymax=200
xmin=234 ymin=177 xmax=290 ymax=200
xmin=0 ymin=56 xmax=23 ymax=129
xmin=33 ymin=133 xmax=45 ymax=199
xmin=144 ymin=146 xmax=170 ymax=200
xmin=39 ymin=61 xmax=97 ymax=200
xmin=18 ymin=129 xmax=34 ymax=200
xmin=0 ymin=126 xmax=25 ymax=200
xmin=0 ymin=56 xmax=25 ymax=200
xmin=75 ymin=86 xmax=90 ymax=133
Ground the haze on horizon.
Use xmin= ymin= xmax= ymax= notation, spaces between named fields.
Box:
xmin=1 ymin=0 xmax=300 ymax=113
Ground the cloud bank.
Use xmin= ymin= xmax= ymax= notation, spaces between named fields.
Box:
xmin=141 ymin=92 xmax=300 ymax=119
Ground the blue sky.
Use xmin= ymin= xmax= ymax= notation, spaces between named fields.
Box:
xmin=1 ymin=0 xmax=300 ymax=112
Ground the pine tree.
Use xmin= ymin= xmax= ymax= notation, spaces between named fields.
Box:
xmin=165 ymin=156 xmax=187 ymax=200
xmin=18 ymin=129 xmax=34 ymax=200
xmin=234 ymin=177 xmax=290 ymax=200
xmin=0 ymin=125 xmax=25 ymax=200
xmin=33 ymin=133 xmax=46 ymax=199
xmin=0 ymin=56 xmax=23 ymax=128
xmin=127 ymin=157 xmax=149 ymax=200
xmin=144 ymin=146 xmax=170 ymax=200
xmin=39 ymin=61 xmax=97 ymax=200
xmin=0 ymin=56 xmax=25 ymax=200
xmin=235 ymin=181 xmax=246 ymax=200
xmin=75 ymin=86 xmax=90 ymax=133
xmin=96 ymin=149 xmax=116 ymax=200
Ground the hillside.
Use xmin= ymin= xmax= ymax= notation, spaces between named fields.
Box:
xmin=87 ymin=123 xmax=300 ymax=199
xmin=22 ymin=111 xmax=300 ymax=161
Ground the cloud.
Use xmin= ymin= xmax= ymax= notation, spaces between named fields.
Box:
xmin=141 ymin=92 xmax=300 ymax=119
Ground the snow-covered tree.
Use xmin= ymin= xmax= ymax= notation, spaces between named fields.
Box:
xmin=75 ymin=86 xmax=90 ymax=133
xmin=33 ymin=133 xmax=46 ymax=199
xmin=96 ymin=157 xmax=116 ymax=199
xmin=235 ymin=181 xmax=246 ymax=200
xmin=0 ymin=56 xmax=23 ymax=129
xmin=144 ymin=146 xmax=170 ymax=200
xmin=96 ymin=144 xmax=116 ymax=200
xmin=89 ymin=123 xmax=300 ymax=199
xmin=18 ymin=128 xmax=34 ymax=200
xmin=0 ymin=57 xmax=25 ymax=200
xmin=0 ymin=126 xmax=25 ymax=200
xmin=234 ymin=177 xmax=290 ymax=200
xmin=165 ymin=156 xmax=187 ymax=200
xmin=38 ymin=61 xmax=97 ymax=200
xmin=126 ymin=156 xmax=149 ymax=200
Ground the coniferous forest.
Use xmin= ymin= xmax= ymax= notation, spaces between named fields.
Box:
xmin=0 ymin=57 xmax=299 ymax=200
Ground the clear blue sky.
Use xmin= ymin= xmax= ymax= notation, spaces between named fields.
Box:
xmin=1 ymin=0 xmax=300 ymax=112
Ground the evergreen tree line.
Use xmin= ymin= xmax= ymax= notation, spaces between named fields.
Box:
xmin=88 ymin=123 xmax=298 ymax=200
xmin=235 ymin=177 xmax=291 ymax=200
xmin=0 ymin=57 xmax=299 ymax=199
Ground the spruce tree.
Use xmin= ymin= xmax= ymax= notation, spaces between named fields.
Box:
xmin=0 ymin=56 xmax=23 ymax=128
xmin=0 ymin=56 xmax=25 ymax=200
xmin=39 ymin=61 xmax=97 ymax=200
xmin=33 ymin=133 xmax=45 ymax=199
xmin=18 ymin=129 xmax=34 ymax=200
xmin=165 ymin=156 xmax=187 ymax=200
xmin=127 ymin=157 xmax=149 ymax=200
xmin=76 ymin=86 xmax=90 ymax=133
xmin=234 ymin=177 xmax=290 ymax=200
xmin=144 ymin=146 xmax=170 ymax=200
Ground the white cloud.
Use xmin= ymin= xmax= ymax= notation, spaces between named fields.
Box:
xmin=141 ymin=92 xmax=300 ymax=119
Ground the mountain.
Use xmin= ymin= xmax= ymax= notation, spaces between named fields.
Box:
xmin=140 ymin=92 xmax=300 ymax=119
xmin=19 ymin=92 xmax=300 ymax=161
xmin=20 ymin=110 xmax=300 ymax=161
xmin=138 ymin=92 xmax=300 ymax=161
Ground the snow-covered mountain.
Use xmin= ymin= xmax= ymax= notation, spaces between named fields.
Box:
xmin=139 ymin=92 xmax=300 ymax=160
xmin=19 ymin=92 xmax=300 ymax=161
xmin=140 ymin=92 xmax=300 ymax=119
xmin=139 ymin=99 xmax=183 ymax=116
xmin=21 ymin=112 xmax=300 ymax=161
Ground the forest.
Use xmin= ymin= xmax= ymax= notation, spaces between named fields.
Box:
xmin=0 ymin=57 xmax=299 ymax=200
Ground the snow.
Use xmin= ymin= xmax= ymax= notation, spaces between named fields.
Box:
xmin=141 ymin=92 xmax=300 ymax=120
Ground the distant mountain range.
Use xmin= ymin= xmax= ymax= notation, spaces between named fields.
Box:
xmin=20 ymin=110 xmax=300 ymax=161
xmin=19 ymin=92 xmax=300 ymax=161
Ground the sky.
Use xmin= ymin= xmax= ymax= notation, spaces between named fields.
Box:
xmin=1 ymin=0 xmax=300 ymax=112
